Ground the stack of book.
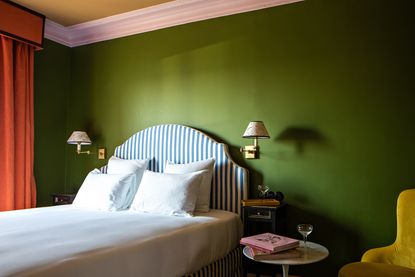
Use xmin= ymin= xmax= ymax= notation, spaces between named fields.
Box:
xmin=240 ymin=232 xmax=300 ymax=260
xmin=241 ymin=199 xmax=280 ymax=207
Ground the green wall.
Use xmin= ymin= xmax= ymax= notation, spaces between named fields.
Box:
xmin=35 ymin=0 xmax=415 ymax=275
xmin=34 ymin=39 xmax=71 ymax=206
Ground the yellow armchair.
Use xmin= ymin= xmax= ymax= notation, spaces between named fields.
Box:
xmin=339 ymin=189 xmax=415 ymax=277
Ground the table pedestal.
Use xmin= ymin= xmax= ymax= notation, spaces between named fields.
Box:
xmin=282 ymin=264 xmax=289 ymax=277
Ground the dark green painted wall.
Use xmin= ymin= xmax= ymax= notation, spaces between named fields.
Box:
xmin=35 ymin=0 xmax=415 ymax=275
xmin=34 ymin=39 xmax=71 ymax=206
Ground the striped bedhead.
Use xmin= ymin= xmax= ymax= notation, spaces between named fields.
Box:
xmin=107 ymin=124 xmax=248 ymax=215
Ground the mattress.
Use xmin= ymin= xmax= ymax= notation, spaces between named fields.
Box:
xmin=0 ymin=205 xmax=242 ymax=277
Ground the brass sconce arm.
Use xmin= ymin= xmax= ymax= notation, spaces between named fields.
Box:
xmin=75 ymin=143 xmax=91 ymax=155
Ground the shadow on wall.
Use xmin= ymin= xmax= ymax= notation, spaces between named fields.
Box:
xmin=83 ymin=120 xmax=107 ymax=157
xmin=285 ymin=205 xmax=363 ymax=277
xmin=275 ymin=126 xmax=326 ymax=154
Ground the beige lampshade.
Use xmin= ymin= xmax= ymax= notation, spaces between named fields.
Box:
xmin=67 ymin=131 xmax=92 ymax=145
xmin=242 ymin=121 xmax=270 ymax=138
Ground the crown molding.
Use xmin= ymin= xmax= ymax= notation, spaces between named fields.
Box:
xmin=44 ymin=19 xmax=71 ymax=47
xmin=44 ymin=0 xmax=303 ymax=48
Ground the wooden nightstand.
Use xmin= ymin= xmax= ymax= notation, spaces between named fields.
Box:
xmin=242 ymin=203 xmax=287 ymax=236
xmin=51 ymin=193 xmax=76 ymax=205
xmin=242 ymin=203 xmax=287 ymax=277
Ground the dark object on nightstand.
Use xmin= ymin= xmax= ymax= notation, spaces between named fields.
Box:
xmin=265 ymin=191 xmax=285 ymax=201
xmin=51 ymin=193 xmax=76 ymax=205
xmin=275 ymin=191 xmax=285 ymax=201
xmin=265 ymin=191 xmax=275 ymax=199
xmin=242 ymin=203 xmax=287 ymax=277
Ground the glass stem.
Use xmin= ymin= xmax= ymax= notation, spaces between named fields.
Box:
xmin=303 ymin=235 xmax=307 ymax=248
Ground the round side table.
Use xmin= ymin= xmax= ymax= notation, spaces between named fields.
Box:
xmin=243 ymin=241 xmax=329 ymax=277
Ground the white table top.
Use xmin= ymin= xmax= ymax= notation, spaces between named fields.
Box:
xmin=243 ymin=241 xmax=329 ymax=266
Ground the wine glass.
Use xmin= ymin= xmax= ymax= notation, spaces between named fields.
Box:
xmin=297 ymin=224 xmax=313 ymax=248
xmin=257 ymin=184 xmax=269 ymax=198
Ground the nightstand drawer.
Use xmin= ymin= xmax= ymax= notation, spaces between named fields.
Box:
xmin=247 ymin=208 xmax=272 ymax=219
xmin=242 ymin=203 xmax=287 ymax=236
xmin=51 ymin=194 xmax=76 ymax=205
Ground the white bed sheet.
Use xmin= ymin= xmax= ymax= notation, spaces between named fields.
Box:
xmin=0 ymin=205 xmax=242 ymax=277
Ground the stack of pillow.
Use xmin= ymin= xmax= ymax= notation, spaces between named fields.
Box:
xmin=72 ymin=156 xmax=215 ymax=216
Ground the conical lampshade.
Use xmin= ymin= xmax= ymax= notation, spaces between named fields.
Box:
xmin=242 ymin=121 xmax=270 ymax=138
xmin=67 ymin=131 xmax=91 ymax=145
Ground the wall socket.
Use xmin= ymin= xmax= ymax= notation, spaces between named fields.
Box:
xmin=98 ymin=148 xmax=106 ymax=160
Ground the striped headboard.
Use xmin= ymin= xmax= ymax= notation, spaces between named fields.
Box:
xmin=106 ymin=124 xmax=248 ymax=215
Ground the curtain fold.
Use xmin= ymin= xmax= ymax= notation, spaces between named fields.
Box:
xmin=0 ymin=35 xmax=36 ymax=211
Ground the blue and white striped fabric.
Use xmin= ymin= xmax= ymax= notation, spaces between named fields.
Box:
xmin=111 ymin=124 xmax=248 ymax=215
xmin=183 ymin=246 xmax=242 ymax=277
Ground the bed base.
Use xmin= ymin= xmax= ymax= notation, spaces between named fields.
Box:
xmin=184 ymin=247 xmax=242 ymax=277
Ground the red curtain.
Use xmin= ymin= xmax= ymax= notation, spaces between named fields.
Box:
xmin=0 ymin=35 xmax=36 ymax=211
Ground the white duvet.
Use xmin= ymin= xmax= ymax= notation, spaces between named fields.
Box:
xmin=0 ymin=205 xmax=242 ymax=277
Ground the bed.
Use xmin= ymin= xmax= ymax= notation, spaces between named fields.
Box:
xmin=0 ymin=124 xmax=249 ymax=277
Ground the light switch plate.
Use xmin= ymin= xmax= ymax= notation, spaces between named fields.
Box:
xmin=98 ymin=148 xmax=106 ymax=160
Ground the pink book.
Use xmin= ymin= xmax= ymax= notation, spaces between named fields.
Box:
xmin=240 ymin=233 xmax=299 ymax=253
xmin=247 ymin=246 xmax=301 ymax=260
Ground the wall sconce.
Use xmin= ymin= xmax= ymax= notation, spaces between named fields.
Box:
xmin=67 ymin=131 xmax=92 ymax=154
xmin=240 ymin=121 xmax=270 ymax=159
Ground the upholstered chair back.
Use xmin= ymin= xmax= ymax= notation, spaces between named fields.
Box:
xmin=362 ymin=189 xmax=415 ymax=269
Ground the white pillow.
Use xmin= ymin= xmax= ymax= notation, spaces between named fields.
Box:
xmin=129 ymin=170 xmax=205 ymax=217
xmin=73 ymin=171 xmax=136 ymax=211
xmin=164 ymin=158 xmax=215 ymax=212
xmin=107 ymin=156 xmax=148 ymax=209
